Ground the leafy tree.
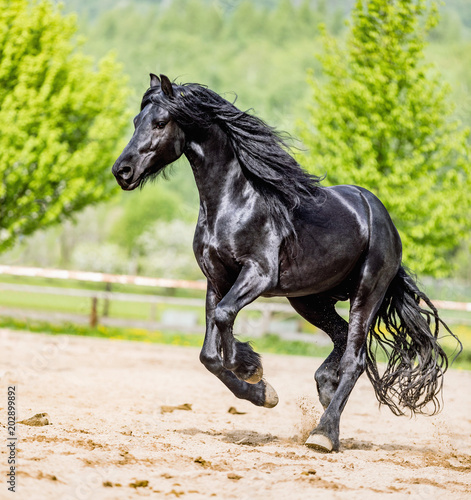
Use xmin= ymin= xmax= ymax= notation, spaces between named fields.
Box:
xmin=110 ymin=182 xmax=186 ymax=256
xmin=0 ymin=0 xmax=130 ymax=253
xmin=300 ymin=0 xmax=471 ymax=277
xmin=80 ymin=0 xmax=328 ymax=125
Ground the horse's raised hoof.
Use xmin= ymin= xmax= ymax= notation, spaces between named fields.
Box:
xmin=263 ymin=380 xmax=279 ymax=408
xmin=305 ymin=433 xmax=333 ymax=452
xmin=244 ymin=366 xmax=263 ymax=384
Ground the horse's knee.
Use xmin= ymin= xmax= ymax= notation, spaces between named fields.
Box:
xmin=214 ymin=304 xmax=236 ymax=330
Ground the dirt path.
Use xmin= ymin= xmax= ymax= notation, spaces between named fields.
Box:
xmin=0 ymin=329 xmax=470 ymax=499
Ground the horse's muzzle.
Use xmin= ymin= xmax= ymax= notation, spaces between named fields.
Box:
xmin=112 ymin=163 xmax=139 ymax=190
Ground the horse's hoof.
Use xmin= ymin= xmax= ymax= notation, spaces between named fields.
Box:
xmin=245 ymin=366 xmax=263 ymax=384
xmin=305 ymin=433 xmax=333 ymax=452
xmin=263 ymin=380 xmax=279 ymax=408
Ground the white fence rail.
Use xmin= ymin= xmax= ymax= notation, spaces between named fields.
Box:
xmin=0 ymin=266 xmax=317 ymax=341
xmin=0 ymin=266 xmax=470 ymax=340
xmin=0 ymin=265 xmax=207 ymax=290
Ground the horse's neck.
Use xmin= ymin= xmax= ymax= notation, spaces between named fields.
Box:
xmin=184 ymin=125 xmax=253 ymax=213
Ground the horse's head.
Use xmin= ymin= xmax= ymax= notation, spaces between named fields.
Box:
xmin=112 ymin=74 xmax=185 ymax=190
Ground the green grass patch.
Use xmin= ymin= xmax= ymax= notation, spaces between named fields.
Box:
xmin=0 ymin=287 xmax=206 ymax=322
xmin=1 ymin=316 xmax=470 ymax=369
xmin=0 ymin=316 xmax=332 ymax=357
xmin=0 ymin=316 xmax=205 ymax=348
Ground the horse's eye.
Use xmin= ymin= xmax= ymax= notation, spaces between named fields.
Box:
xmin=155 ymin=121 xmax=166 ymax=129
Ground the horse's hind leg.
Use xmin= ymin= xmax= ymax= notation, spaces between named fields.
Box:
xmin=305 ymin=259 xmax=399 ymax=452
xmin=199 ymin=281 xmax=278 ymax=408
xmin=288 ymin=296 xmax=348 ymax=409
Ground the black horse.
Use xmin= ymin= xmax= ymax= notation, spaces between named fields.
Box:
xmin=112 ymin=74 xmax=460 ymax=452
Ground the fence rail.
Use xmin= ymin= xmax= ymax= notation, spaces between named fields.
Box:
xmin=0 ymin=267 xmax=306 ymax=339
xmin=1 ymin=266 xmax=470 ymax=338
xmin=0 ymin=265 xmax=207 ymax=290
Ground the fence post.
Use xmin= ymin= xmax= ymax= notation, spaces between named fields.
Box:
xmin=103 ymin=283 xmax=111 ymax=317
xmin=90 ymin=297 xmax=98 ymax=328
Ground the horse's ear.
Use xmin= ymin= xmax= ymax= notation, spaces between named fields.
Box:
xmin=160 ymin=74 xmax=174 ymax=98
xmin=150 ymin=73 xmax=161 ymax=88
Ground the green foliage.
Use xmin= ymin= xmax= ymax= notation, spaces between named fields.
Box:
xmin=110 ymin=183 xmax=184 ymax=255
xmin=78 ymin=0 xmax=331 ymax=126
xmin=300 ymin=0 xmax=471 ymax=277
xmin=0 ymin=0 xmax=130 ymax=253
xmin=2 ymin=0 xmax=471 ymax=281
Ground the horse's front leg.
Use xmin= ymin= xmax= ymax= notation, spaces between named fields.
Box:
xmin=200 ymin=281 xmax=278 ymax=408
xmin=214 ymin=262 xmax=277 ymax=384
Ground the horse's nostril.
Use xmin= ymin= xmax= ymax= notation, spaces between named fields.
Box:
xmin=119 ymin=165 xmax=133 ymax=180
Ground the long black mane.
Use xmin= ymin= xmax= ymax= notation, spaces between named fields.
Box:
xmin=141 ymin=83 xmax=322 ymax=239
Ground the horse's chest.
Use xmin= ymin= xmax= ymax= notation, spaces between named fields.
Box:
xmin=193 ymin=225 xmax=240 ymax=287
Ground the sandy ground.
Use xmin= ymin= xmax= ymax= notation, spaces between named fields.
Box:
xmin=0 ymin=328 xmax=470 ymax=500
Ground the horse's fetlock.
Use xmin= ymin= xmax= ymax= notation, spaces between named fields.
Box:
xmin=199 ymin=351 xmax=222 ymax=374
xmin=222 ymin=358 xmax=238 ymax=372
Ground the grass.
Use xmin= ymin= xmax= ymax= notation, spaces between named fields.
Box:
xmin=0 ymin=316 xmax=333 ymax=357
xmin=0 ymin=315 xmax=469 ymax=370
xmin=1 ymin=274 xmax=470 ymax=369
xmin=0 ymin=316 xmax=205 ymax=347
xmin=0 ymin=287 xmax=206 ymax=322
xmin=0 ymin=278 xmax=206 ymax=322
xmin=1 ymin=273 xmax=470 ymax=329
xmin=442 ymin=324 xmax=471 ymax=369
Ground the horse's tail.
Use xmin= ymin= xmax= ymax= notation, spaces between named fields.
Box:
xmin=365 ymin=266 xmax=462 ymax=416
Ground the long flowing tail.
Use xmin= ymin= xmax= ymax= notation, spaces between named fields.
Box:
xmin=365 ymin=266 xmax=462 ymax=416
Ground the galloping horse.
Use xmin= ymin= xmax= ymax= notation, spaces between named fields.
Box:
xmin=112 ymin=74 xmax=459 ymax=452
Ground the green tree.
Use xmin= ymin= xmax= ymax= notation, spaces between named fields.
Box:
xmin=110 ymin=183 xmax=186 ymax=256
xmin=300 ymin=0 xmax=471 ymax=277
xmin=0 ymin=0 xmax=130 ymax=253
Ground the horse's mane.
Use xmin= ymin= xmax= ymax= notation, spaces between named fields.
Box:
xmin=141 ymin=83 xmax=323 ymax=239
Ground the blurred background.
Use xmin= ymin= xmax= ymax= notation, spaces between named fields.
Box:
xmin=0 ymin=0 xmax=469 ymax=363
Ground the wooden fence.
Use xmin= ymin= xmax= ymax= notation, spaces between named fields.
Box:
xmin=0 ymin=266 xmax=470 ymax=341
xmin=0 ymin=265 xmax=324 ymax=343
